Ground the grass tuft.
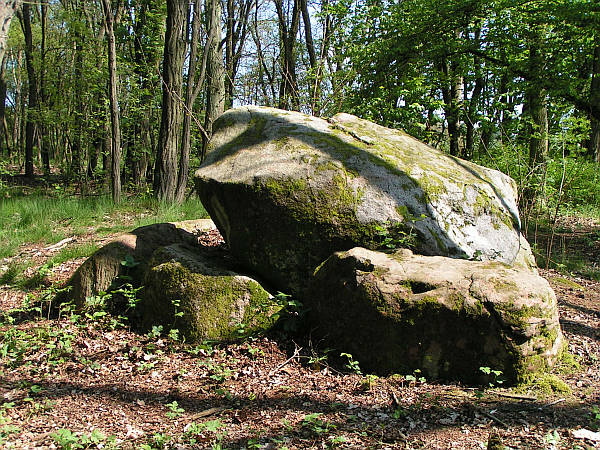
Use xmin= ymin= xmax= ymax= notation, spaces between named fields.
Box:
xmin=0 ymin=194 xmax=207 ymax=260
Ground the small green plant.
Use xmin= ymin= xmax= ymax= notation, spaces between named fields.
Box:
xmin=361 ymin=374 xmax=379 ymax=391
xmin=50 ymin=428 xmax=114 ymax=449
xmin=274 ymin=292 xmax=306 ymax=332
xmin=112 ymin=283 xmax=143 ymax=310
xmin=373 ymin=218 xmax=422 ymax=251
xmin=200 ymin=360 xmax=234 ymax=383
xmin=589 ymin=405 xmax=600 ymax=431
xmin=392 ymin=406 xmax=409 ymax=419
xmin=246 ymin=437 xmax=262 ymax=449
xmin=0 ymin=402 xmax=19 ymax=445
xmin=168 ymin=328 xmax=180 ymax=342
xmin=200 ymin=419 xmax=224 ymax=433
xmin=148 ymin=325 xmax=163 ymax=339
xmin=340 ymin=352 xmax=362 ymax=375
xmin=302 ymin=413 xmax=336 ymax=436
xmin=136 ymin=360 xmax=156 ymax=372
xmin=328 ymin=435 xmax=348 ymax=447
xmin=165 ymin=400 xmax=185 ymax=419
xmin=308 ymin=348 xmax=331 ymax=370
xmin=246 ymin=344 xmax=264 ymax=358
xmin=544 ymin=429 xmax=561 ymax=447
xmin=479 ymin=366 xmax=504 ymax=387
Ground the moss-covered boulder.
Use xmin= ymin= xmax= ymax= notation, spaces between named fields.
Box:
xmin=195 ymin=106 xmax=534 ymax=296
xmin=64 ymin=219 xmax=215 ymax=307
xmin=308 ymin=247 xmax=563 ymax=384
xmin=141 ymin=244 xmax=281 ymax=341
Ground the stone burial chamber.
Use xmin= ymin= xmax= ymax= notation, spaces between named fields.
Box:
xmin=65 ymin=106 xmax=564 ymax=384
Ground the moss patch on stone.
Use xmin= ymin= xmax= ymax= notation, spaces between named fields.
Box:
xmin=143 ymin=261 xmax=280 ymax=342
xmin=516 ymin=373 xmax=571 ymax=397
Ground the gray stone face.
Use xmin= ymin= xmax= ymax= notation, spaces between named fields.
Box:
xmin=195 ymin=106 xmax=534 ymax=295
xmin=308 ymin=247 xmax=563 ymax=383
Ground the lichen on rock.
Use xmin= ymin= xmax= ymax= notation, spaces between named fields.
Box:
xmin=195 ymin=106 xmax=534 ymax=296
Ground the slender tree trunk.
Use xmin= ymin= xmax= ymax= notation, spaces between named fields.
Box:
xmin=175 ymin=0 xmax=200 ymax=203
xmin=224 ymin=0 xmax=252 ymax=109
xmin=464 ymin=28 xmax=483 ymax=160
xmin=130 ymin=2 xmax=154 ymax=187
xmin=101 ymin=0 xmax=122 ymax=203
xmin=526 ymin=30 xmax=548 ymax=171
xmin=589 ymin=45 xmax=600 ymax=162
xmin=252 ymin=7 xmax=275 ymax=105
xmin=274 ymin=0 xmax=300 ymax=110
xmin=203 ymin=0 xmax=225 ymax=156
xmin=19 ymin=3 xmax=37 ymax=177
xmin=154 ymin=0 xmax=188 ymax=202
xmin=0 ymin=55 xmax=7 ymax=156
xmin=225 ymin=0 xmax=235 ymax=109
xmin=39 ymin=2 xmax=50 ymax=172
xmin=441 ymin=55 xmax=463 ymax=157
xmin=300 ymin=0 xmax=318 ymax=114
xmin=0 ymin=1 xmax=20 ymax=63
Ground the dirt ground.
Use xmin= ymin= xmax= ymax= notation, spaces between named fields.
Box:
xmin=1 ymin=221 xmax=599 ymax=449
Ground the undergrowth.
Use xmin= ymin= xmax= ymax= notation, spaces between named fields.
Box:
xmin=0 ymin=191 xmax=207 ymax=260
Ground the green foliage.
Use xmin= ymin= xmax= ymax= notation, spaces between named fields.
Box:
xmin=479 ymin=366 xmax=505 ymax=388
xmin=0 ymin=193 xmax=207 ymax=260
xmin=340 ymin=352 xmax=362 ymax=375
xmin=165 ymin=401 xmax=185 ymax=419
xmin=200 ymin=360 xmax=234 ymax=383
xmin=50 ymin=428 xmax=115 ymax=449
xmin=589 ymin=405 xmax=600 ymax=431
xmin=273 ymin=292 xmax=306 ymax=333
xmin=404 ymin=369 xmax=426 ymax=384
xmin=301 ymin=413 xmax=336 ymax=436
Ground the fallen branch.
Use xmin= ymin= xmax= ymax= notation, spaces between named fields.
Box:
xmin=496 ymin=392 xmax=537 ymax=401
xmin=44 ymin=237 xmax=75 ymax=252
xmin=191 ymin=406 xmax=227 ymax=420
xmin=268 ymin=345 xmax=301 ymax=377
xmin=479 ymin=409 xmax=509 ymax=428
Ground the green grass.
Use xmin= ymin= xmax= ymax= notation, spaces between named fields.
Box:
xmin=0 ymin=193 xmax=207 ymax=259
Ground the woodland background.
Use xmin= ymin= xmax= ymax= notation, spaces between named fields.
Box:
xmin=0 ymin=0 xmax=597 ymax=216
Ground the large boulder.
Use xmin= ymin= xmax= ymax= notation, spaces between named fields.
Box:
xmin=141 ymin=243 xmax=281 ymax=341
xmin=195 ymin=106 xmax=534 ymax=296
xmin=64 ymin=219 xmax=215 ymax=307
xmin=308 ymin=247 xmax=564 ymax=384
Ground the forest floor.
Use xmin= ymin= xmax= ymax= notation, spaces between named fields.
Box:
xmin=1 ymin=214 xmax=599 ymax=449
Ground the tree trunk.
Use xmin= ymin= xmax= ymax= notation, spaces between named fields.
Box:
xmin=203 ymin=0 xmax=225 ymax=157
xmin=101 ymin=0 xmax=122 ymax=203
xmin=39 ymin=1 xmax=50 ymax=172
xmin=224 ymin=0 xmax=252 ymax=109
xmin=153 ymin=0 xmax=188 ymax=202
xmin=175 ymin=0 xmax=200 ymax=203
xmin=251 ymin=6 xmax=276 ymax=105
xmin=464 ymin=28 xmax=484 ymax=160
xmin=0 ymin=55 xmax=7 ymax=156
xmin=0 ymin=1 xmax=20 ymax=63
xmin=589 ymin=45 xmax=600 ymax=162
xmin=130 ymin=1 xmax=157 ymax=188
xmin=274 ymin=0 xmax=301 ymax=110
xmin=300 ymin=0 xmax=319 ymax=114
xmin=526 ymin=30 xmax=548 ymax=171
xmin=440 ymin=55 xmax=463 ymax=157
xmin=19 ymin=3 xmax=37 ymax=177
